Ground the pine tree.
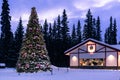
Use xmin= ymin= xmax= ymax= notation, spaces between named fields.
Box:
xmin=76 ymin=20 xmax=81 ymax=43
xmin=71 ymin=24 xmax=77 ymax=46
xmin=16 ymin=7 xmax=51 ymax=73
xmin=82 ymin=9 xmax=93 ymax=40
xmin=48 ymin=23 xmax=52 ymax=39
xmin=112 ymin=19 xmax=117 ymax=44
xmin=0 ymin=38 xmax=4 ymax=63
xmin=43 ymin=19 xmax=49 ymax=58
xmin=56 ymin=15 xmax=61 ymax=39
xmin=43 ymin=19 xmax=48 ymax=43
xmin=104 ymin=28 xmax=109 ymax=43
xmin=0 ymin=0 xmax=14 ymax=67
xmin=47 ymin=23 xmax=53 ymax=64
xmin=52 ymin=20 xmax=57 ymax=39
xmin=104 ymin=17 xmax=117 ymax=44
xmin=14 ymin=18 xmax=24 ymax=65
xmin=109 ymin=16 xmax=113 ymax=44
xmin=92 ymin=18 xmax=96 ymax=39
xmin=82 ymin=24 xmax=87 ymax=41
xmin=14 ymin=18 xmax=24 ymax=54
xmin=104 ymin=17 xmax=112 ymax=44
xmin=61 ymin=9 xmax=70 ymax=49
xmin=54 ymin=15 xmax=64 ymax=66
xmin=52 ymin=21 xmax=57 ymax=54
xmin=96 ymin=16 xmax=102 ymax=41
xmin=61 ymin=9 xmax=70 ymax=66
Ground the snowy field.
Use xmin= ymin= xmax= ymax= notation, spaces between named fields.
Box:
xmin=0 ymin=66 xmax=120 ymax=80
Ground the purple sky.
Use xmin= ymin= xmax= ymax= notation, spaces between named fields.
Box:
xmin=0 ymin=0 xmax=120 ymax=40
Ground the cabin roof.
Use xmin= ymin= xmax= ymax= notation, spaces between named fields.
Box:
xmin=64 ymin=38 xmax=120 ymax=54
xmin=110 ymin=45 xmax=120 ymax=50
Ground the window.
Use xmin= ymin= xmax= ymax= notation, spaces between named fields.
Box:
xmin=80 ymin=58 xmax=104 ymax=66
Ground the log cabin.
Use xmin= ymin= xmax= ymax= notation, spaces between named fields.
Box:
xmin=64 ymin=38 xmax=120 ymax=69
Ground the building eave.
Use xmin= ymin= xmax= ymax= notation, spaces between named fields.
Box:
xmin=64 ymin=38 xmax=120 ymax=55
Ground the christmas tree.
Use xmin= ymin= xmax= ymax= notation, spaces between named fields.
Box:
xmin=16 ymin=7 xmax=51 ymax=73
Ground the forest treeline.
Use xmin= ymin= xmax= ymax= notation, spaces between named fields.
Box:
xmin=0 ymin=0 xmax=118 ymax=67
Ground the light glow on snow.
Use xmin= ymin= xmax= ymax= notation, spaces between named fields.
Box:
xmin=0 ymin=66 xmax=120 ymax=80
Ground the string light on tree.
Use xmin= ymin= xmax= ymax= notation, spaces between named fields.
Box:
xmin=16 ymin=7 xmax=52 ymax=73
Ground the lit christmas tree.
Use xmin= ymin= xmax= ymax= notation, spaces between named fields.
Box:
xmin=16 ymin=7 xmax=51 ymax=73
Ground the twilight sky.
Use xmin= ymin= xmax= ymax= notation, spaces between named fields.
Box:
xmin=0 ymin=0 xmax=120 ymax=40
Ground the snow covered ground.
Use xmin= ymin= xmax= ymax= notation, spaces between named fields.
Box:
xmin=0 ymin=66 xmax=120 ymax=80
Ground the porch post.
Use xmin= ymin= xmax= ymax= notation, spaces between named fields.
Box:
xmin=78 ymin=48 xmax=79 ymax=68
xmin=105 ymin=47 xmax=106 ymax=67
xmin=117 ymin=51 xmax=118 ymax=69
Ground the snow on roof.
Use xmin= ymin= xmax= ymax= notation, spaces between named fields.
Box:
xmin=110 ymin=45 xmax=120 ymax=50
xmin=64 ymin=38 xmax=120 ymax=54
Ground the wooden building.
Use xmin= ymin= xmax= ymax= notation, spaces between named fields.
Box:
xmin=64 ymin=38 xmax=120 ymax=69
